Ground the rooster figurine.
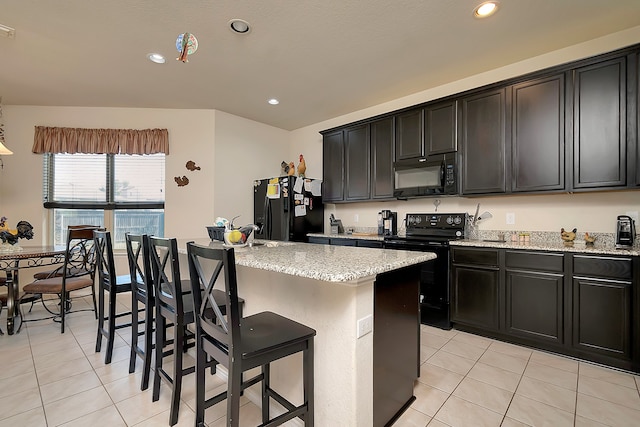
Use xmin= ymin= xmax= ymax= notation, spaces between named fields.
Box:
xmin=287 ymin=162 xmax=295 ymax=176
xmin=281 ymin=161 xmax=291 ymax=176
xmin=297 ymin=154 xmax=307 ymax=178
xmin=560 ymin=227 xmax=577 ymax=243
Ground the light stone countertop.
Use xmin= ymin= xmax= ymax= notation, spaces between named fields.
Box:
xmin=450 ymin=239 xmax=640 ymax=256
xmin=177 ymin=238 xmax=435 ymax=285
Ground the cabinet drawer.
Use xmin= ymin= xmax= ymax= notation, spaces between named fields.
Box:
xmin=505 ymin=251 xmax=564 ymax=272
xmin=573 ymin=255 xmax=632 ymax=280
xmin=451 ymin=248 xmax=498 ymax=267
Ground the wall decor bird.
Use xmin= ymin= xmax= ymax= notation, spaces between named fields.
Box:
xmin=297 ymin=154 xmax=306 ymax=178
xmin=174 ymin=176 xmax=189 ymax=187
xmin=186 ymin=160 xmax=200 ymax=171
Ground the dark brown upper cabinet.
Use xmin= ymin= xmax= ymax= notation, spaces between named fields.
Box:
xmin=322 ymin=129 xmax=345 ymax=202
xmin=511 ymin=74 xmax=566 ymax=192
xmin=425 ymin=100 xmax=457 ymax=155
xmin=321 ymin=118 xmax=395 ymax=203
xmin=572 ymin=55 xmax=627 ymax=189
xmin=371 ymin=117 xmax=395 ymax=199
xmin=460 ymin=88 xmax=508 ymax=195
xmin=344 ymin=124 xmax=371 ymax=201
xmin=394 ymin=108 xmax=424 ymax=161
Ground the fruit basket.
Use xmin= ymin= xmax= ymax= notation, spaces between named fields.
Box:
xmin=223 ymin=229 xmax=248 ymax=247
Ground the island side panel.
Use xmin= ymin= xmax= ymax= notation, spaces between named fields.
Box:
xmin=237 ymin=266 xmax=375 ymax=427
xmin=373 ymin=264 xmax=421 ymax=427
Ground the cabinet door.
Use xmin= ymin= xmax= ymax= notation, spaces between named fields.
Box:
xmin=322 ymin=130 xmax=345 ymax=202
xmin=425 ymin=100 xmax=457 ymax=155
xmin=572 ymin=277 xmax=632 ymax=361
xmin=329 ymin=238 xmax=357 ymax=246
xmin=344 ymin=124 xmax=370 ymax=201
xmin=512 ymin=74 xmax=565 ymax=192
xmin=451 ymin=265 xmax=500 ymax=331
xmin=572 ymin=56 xmax=627 ymax=189
xmin=505 ymin=270 xmax=564 ymax=344
xmin=371 ymin=117 xmax=395 ymax=199
xmin=395 ymin=108 xmax=424 ymax=160
xmin=460 ymin=88 xmax=507 ymax=194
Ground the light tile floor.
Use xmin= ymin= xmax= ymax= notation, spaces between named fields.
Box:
xmin=1 ymin=293 xmax=640 ymax=426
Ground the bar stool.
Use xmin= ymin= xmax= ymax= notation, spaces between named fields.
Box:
xmin=124 ymin=233 xmax=155 ymax=390
xmin=94 ymin=230 xmax=133 ymax=364
xmin=149 ymin=236 xmax=219 ymax=426
xmin=187 ymin=242 xmax=316 ymax=427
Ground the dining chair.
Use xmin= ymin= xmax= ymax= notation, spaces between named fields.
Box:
xmin=94 ymin=230 xmax=134 ymax=364
xmin=187 ymin=242 xmax=316 ymax=427
xmin=125 ymin=233 xmax=155 ymax=390
xmin=32 ymin=225 xmax=102 ymax=281
xmin=21 ymin=226 xmax=101 ymax=333
xmin=149 ymin=236 xmax=218 ymax=426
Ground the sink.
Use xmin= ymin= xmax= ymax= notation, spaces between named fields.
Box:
xmin=481 ymin=239 xmax=507 ymax=243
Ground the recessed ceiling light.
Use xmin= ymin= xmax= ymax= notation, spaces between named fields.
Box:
xmin=268 ymin=98 xmax=279 ymax=105
xmin=229 ymin=19 xmax=251 ymax=34
xmin=474 ymin=1 xmax=499 ymax=18
xmin=147 ymin=53 xmax=166 ymax=64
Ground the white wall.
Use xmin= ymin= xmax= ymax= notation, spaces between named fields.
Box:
xmin=213 ymin=111 xmax=290 ymax=227
xmin=289 ymin=26 xmax=640 ymax=234
xmin=0 ymin=106 xmax=289 ymax=244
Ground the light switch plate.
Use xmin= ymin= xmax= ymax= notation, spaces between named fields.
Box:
xmin=357 ymin=315 xmax=373 ymax=338
xmin=506 ymin=212 xmax=515 ymax=225
xmin=354 ymin=214 xmax=359 ymax=223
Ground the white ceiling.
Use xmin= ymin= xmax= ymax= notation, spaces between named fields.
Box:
xmin=2 ymin=0 xmax=640 ymax=130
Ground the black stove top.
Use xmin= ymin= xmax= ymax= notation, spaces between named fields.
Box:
xmin=387 ymin=213 xmax=468 ymax=241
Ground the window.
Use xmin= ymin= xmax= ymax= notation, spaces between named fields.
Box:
xmin=44 ymin=153 xmax=165 ymax=247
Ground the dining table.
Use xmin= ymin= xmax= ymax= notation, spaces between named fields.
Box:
xmin=0 ymin=245 xmax=66 ymax=335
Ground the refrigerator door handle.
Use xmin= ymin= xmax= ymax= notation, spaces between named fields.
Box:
xmin=264 ymin=195 xmax=271 ymax=240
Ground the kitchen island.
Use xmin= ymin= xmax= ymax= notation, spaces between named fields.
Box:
xmin=177 ymin=239 xmax=436 ymax=427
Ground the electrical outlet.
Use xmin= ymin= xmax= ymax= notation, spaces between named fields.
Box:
xmin=626 ymin=211 xmax=639 ymax=224
xmin=506 ymin=212 xmax=515 ymax=225
xmin=354 ymin=214 xmax=359 ymax=223
xmin=357 ymin=315 xmax=373 ymax=338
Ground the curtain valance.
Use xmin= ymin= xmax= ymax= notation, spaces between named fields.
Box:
xmin=32 ymin=126 xmax=169 ymax=155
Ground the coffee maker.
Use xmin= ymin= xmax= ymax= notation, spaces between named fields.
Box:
xmin=615 ymin=215 xmax=636 ymax=249
xmin=378 ymin=210 xmax=397 ymax=236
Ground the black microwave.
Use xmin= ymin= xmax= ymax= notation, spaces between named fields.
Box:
xmin=393 ymin=152 xmax=458 ymax=199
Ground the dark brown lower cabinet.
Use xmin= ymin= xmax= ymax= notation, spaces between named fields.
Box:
xmin=505 ymin=250 xmax=565 ymax=344
xmin=451 ymin=247 xmax=639 ymax=372
xmin=451 ymin=248 xmax=500 ymax=331
xmin=572 ymin=277 xmax=631 ymax=360
xmin=572 ymin=255 xmax=634 ymax=363
xmin=506 ymin=271 xmax=564 ymax=344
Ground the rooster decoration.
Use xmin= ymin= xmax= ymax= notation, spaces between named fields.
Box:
xmin=281 ymin=161 xmax=296 ymax=176
xmin=174 ymin=176 xmax=189 ymax=187
xmin=297 ymin=154 xmax=306 ymax=178
xmin=560 ymin=228 xmax=577 ymax=243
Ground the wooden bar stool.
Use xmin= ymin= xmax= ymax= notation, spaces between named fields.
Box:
xmin=187 ymin=242 xmax=316 ymax=427
xmin=125 ymin=233 xmax=155 ymax=390
xmin=94 ymin=230 xmax=134 ymax=364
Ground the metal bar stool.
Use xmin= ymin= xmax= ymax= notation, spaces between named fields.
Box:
xmin=94 ymin=230 xmax=134 ymax=364
xmin=187 ymin=242 xmax=316 ymax=427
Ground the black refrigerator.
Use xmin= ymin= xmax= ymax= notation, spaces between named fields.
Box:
xmin=253 ymin=176 xmax=324 ymax=242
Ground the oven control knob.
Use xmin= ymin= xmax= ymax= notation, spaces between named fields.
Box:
xmin=456 ymin=230 xmax=462 ymax=237
xmin=415 ymin=216 xmax=422 ymax=224
xmin=446 ymin=216 xmax=453 ymax=224
xmin=454 ymin=216 xmax=462 ymax=225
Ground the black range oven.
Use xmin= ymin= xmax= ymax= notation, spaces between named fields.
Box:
xmin=384 ymin=213 xmax=467 ymax=330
